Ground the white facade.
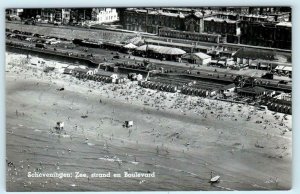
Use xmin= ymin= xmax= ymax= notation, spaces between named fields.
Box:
xmin=136 ymin=74 xmax=143 ymax=81
xmin=62 ymin=9 xmax=71 ymax=24
xmin=91 ymin=8 xmax=119 ymax=24
xmin=40 ymin=9 xmax=70 ymax=23
xmin=41 ymin=10 xmax=54 ymax=22
xmin=6 ymin=9 xmax=23 ymax=16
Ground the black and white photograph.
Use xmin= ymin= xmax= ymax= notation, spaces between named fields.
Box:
xmin=5 ymin=6 xmax=292 ymax=191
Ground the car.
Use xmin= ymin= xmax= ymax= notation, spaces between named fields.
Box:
xmin=54 ymin=21 xmax=62 ymax=26
xmin=40 ymin=20 xmax=48 ymax=24
xmin=35 ymin=43 xmax=46 ymax=48
xmin=261 ymin=72 xmax=274 ymax=79
xmin=278 ymin=80 xmax=288 ymax=84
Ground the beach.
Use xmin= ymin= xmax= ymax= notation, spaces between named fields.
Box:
xmin=6 ymin=52 xmax=292 ymax=191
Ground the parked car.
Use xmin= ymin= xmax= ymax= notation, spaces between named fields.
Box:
xmin=54 ymin=21 xmax=62 ymax=25
xmin=278 ymin=80 xmax=288 ymax=84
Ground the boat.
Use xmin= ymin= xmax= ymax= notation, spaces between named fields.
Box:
xmin=209 ymin=171 xmax=220 ymax=184
xmin=210 ymin=175 xmax=220 ymax=183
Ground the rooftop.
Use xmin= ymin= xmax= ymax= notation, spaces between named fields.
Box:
xmin=144 ymin=39 xmax=212 ymax=50
xmin=136 ymin=44 xmax=186 ymax=55
xmin=276 ymin=22 xmax=292 ymax=27
xmin=73 ymin=67 xmax=89 ymax=73
xmin=182 ymin=52 xmax=211 ymax=60
xmin=128 ymin=8 xmax=186 ymax=18
xmin=204 ymin=17 xmax=238 ymax=23
xmin=237 ymin=86 xmax=266 ymax=95
xmin=233 ymin=48 xmax=277 ymax=60
xmin=222 ymin=83 xmax=236 ymax=90
xmin=95 ymin=70 xmax=115 ymax=77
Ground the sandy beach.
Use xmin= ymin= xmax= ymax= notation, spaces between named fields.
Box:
xmin=6 ymin=52 xmax=292 ymax=191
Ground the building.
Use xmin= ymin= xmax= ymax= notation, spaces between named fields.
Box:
xmin=262 ymin=92 xmax=292 ymax=114
xmin=61 ymin=9 xmax=71 ymax=24
xmin=95 ymin=70 xmax=119 ymax=83
xmin=118 ymin=8 xmax=213 ymax=34
xmin=40 ymin=9 xmax=71 ymax=23
xmin=220 ymin=83 xmax=236 ymax=95
xmin=240 ymin=20 xmax=291 ymax=49
xmin=73 ymin=67 xmax=89 ymax=75
xmin=237 ymin=86 xmax=266 ymax=99
xmin=202 ymin=10 xmax=291 ymax=45
xmin=70 ymin=8 xmax=93 ymax=23
xmin=135 ymin=44 xmax=186 ymax=61
xmin=181 ymin=52 xmax=212 ymax=65
xmin=40 ymin=8 xmax=93 ymax=24
xmin=118 ymin=8 xmax=184 ymax=33
xmin=40 ymin=8 xmax=118 ymax=25
xmin=248 ymin=7 xmax=291 ymax=17
xmin=201 ymin=11 xmax=285 ymax=44
xmin=90 ymin=8 xmax=119 ymax=24
xmin=274 ymin=22 xmax=292 ymax=49
xmin=5 ymin=9 xmax=23 ymax=17
xmin=233 ymin=47 xmax=276 ymax=65
xmin=20 ymin=9 xmax=41 ymax=19
xmin=274 ymin=93 xmax=291 ymax=102
xmin=63 ymin=68 xmax=73 ymax=74
xmin=40 ymin=9 xmax=55 ymax=22
xmin=203 ymin=16 xmax=240 ymax=43
xmin=217 ymin=7 xmax=250 ymax=14
xmin=118 ymin=7 xmax=292 ymax=46
xmin=143 ymin=38 xmax=213 ymax=53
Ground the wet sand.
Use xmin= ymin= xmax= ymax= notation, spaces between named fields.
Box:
xmin=6 ymin=52 xmax=292 ymax=191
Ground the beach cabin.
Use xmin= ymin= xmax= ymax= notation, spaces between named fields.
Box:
xmin=110 ymin=74 xmax=119 ymax=83
xmin=55 ymin=121 xmax=64 ymax=130
xmin=73 ymin=67 xmax=88 ymax=75
xmin=124 ymin=121 xmax=133 ymax=128
xmin=87 ymin=68 xmax=98 ymax=75
xmin=115 ymin=76 xmax=126 ymax=84
xmin=95 ymin=70 xmax=119 ymax=83
xmin=237 ymin=86 xmax=266 ymax=99
xmin=220 ymin=83 xmax=236 ymax=94
xmin=128 ymin=73 xmax=137 ymax=81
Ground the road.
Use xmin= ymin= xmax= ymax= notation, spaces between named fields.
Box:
xmin=7 ymin=21 xmax=292 ymax=54
xmin=6 ymin=33 xmax=292 ymax=92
